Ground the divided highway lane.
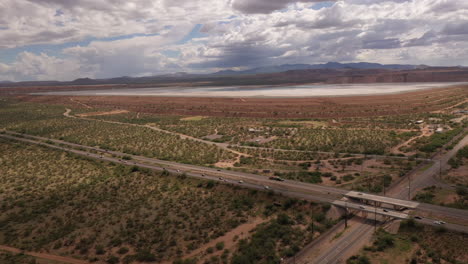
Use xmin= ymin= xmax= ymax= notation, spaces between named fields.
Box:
xmin=312 ymin=219 xmax=375 ymax=264
xmin=417 ymin=203 xmax=468 ymax=220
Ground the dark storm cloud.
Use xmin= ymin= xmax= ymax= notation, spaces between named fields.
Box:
xmin=189 ymin=41 xmax=284 ymax=68
xmin=362 ymin=38 xmax=401 ymax=49
xmin=274 ymin=3 xmax=361 ymax=30
xmin=232 ymin=0 xmax=335 ymax=14
xmin=429 ymin=0 xmax=468 ymax=13
xmin=26 ymin=0 xmax=128 ymax=11
xmin=442 ymin=23 xmax=468 ymax=36
xmin=348 ymin=0 xmax=410 ymax=4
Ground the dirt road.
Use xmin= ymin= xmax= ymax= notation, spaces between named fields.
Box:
xmin=0 ymin=245 xmax=89 ymax=264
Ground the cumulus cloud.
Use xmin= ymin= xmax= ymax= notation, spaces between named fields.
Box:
xmin=1 ymin=0 xmax=468 ymax=81
xmin=0 ymin=52 xmax=81 ymax=81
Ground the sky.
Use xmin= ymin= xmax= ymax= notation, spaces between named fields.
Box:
xmin=0 ymin=0 xmax=467 ymax=81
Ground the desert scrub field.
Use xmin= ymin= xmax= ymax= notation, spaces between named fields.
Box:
xmin=412 ymin=146 xmax=468 ymax=210
xmin=340 ymin=112 xmax=459 ymax=130
xmin=413 ymin=186 xmax=468 ymax=210
xmin=0 ymin=138 xmax=333 ymax=263
xmin=230 ymin=146 xmax=329 ymax=161
xmin=348 ymin=219 xmax=468 ymax=264
xmin=446 ymin=145 xmax=468 ymax=186
xmin=91 ymin=110 xmax=420 ymax=155
xmin=65 ymin=102 xmax=434 ymax=158
xmin=1 ymin=97 xmax=417 ymax=159
xmin=261 ymin=128 xmax=410 ymax=155
xmin=225 ymin=153 xmax=417 ymax=190
xmin=411 ymin=124 xmax=465 ymax=154
xmin=94 ymin=111 xmax=258 ymax=141
xmin=229 ymin=206 xmax=335 ymax=264
xmin=0 ymin=99 xmax=235 ymax=165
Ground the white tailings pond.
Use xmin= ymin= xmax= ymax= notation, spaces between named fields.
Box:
xmin=35 ymin=82 xmax=466 ymax=98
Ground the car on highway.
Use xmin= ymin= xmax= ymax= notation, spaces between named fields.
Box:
xmin=439 ymin=220 xmax=446 ymax=224
xmin=414 ymin=216 xmax=422 ymax=220
xmin=433 ymin=221 xmax=441 ymax=225
xmin=269 ymin=176 xmax=285 ymax=182
xmin=264 ymin=185 xmax=270 ymax=190
xmin=359 ymin=205 xmax=365 ymax=209
xmin=238 ymin=180 xmax=244 ymax=184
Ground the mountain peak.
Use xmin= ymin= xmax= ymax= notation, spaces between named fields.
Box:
xmin=212 ymin=62 xmax=420 ymax=75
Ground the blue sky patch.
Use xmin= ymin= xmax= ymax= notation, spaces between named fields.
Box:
xmin=177 ymin=24 xmax=208 ymax=44
xmin=310 ymin=1 xmax=335 ymax=10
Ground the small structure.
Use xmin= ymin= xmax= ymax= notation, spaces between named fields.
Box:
xmin=248 ymin=128 xmax=263 ymax=133
xmin=415 ymin=120 xmax=424 ymax=124
xmin=435 ymin=127 xmax=444 ymax=133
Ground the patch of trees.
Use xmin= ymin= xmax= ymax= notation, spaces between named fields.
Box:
xmin=418 ymin=127 xmax=462 ymax=153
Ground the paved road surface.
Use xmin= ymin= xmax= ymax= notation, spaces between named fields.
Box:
xmin=312 ymin=219 xmax=375 ymax=264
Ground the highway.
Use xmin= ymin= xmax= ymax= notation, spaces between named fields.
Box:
xmin=2 ymin=130 xmax=467 ymax=225
xmin=312 ymin=219 xmax=375 ymax=264
xmin=0 ymin=131 xmax=347 ymax=203
xmin=1 ymin=130 xmax=467 ymax=264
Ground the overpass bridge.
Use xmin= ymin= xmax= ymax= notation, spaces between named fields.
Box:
xmin=332 ymin=200 xmax=409 ymax=219
xmin=345 ymin=191 xmax=419 ymax=210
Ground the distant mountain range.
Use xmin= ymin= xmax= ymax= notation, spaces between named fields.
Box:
xmin=212 ymin=62 xmax=428 ymax=75
xmin=2 ymin=62 xmax=467 ymax=89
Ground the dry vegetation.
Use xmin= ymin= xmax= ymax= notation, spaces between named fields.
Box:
xmin=0 ymin=99 xmax=235 ymax=166
xmin=2 ymin=96 xmax=463 ymax=194
xmin=348 ymin=220 xmax=468 ymax=264
xmin=413 ymin=146 xmax=468 ymax=209
xmin=0 ymin=138 xmax=334 ymax=264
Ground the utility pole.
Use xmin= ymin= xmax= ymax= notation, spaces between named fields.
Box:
xmin=383 ymin=175 xmax=386 ymax=196
xmin=345 ymin=201 xmax=348 ymax=228
xmin=374 ymin=201 xmax=377 ymax=231
xmin=361 ymin=154 xmax=366 ymax=173
xmin=408 ymin=173 xmax=411 ymax=200
xmin=439 ymin=160 xmax=442 ymax=179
